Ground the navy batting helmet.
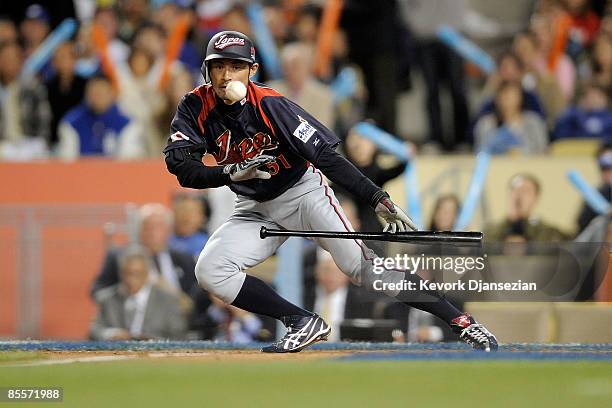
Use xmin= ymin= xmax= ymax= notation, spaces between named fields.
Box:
xmin=201 ymin=31 xmax=256 ymax=82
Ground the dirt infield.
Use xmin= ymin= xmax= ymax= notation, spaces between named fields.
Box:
xmin=1 ymin=349 xmax=370 ymax=366
xmin=52 ymin=349 xmax=358 ymax=361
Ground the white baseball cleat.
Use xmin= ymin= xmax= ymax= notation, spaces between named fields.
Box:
xmin=261 ymin=314 xmax=331 ymax=353
xmin=451 ymin=313 xmax=499 ymax=352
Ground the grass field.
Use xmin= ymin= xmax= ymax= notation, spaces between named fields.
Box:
xmin=1 ymin=344 xmax=611 ymax=408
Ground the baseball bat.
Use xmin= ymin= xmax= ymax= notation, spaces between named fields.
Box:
xmin=260 ymin=226 xmax=483 ymax=244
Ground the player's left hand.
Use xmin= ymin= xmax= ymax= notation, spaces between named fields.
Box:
xmin=375 ymin=195 xmax=417 ymax=233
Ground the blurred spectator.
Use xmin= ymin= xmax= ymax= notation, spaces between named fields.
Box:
xmin=474 ymin=81 xmax=548 ymax=154
xmin=268 ymin=42 xmax=335 ymax=129
xmin=206 ymin=186 xmax=237 ymax=233
xmin=600 ymin=11 xmax=612 ymax=37
xmin=221 ymin=3 xmax=253 ymax=38
xmin=132 ymin=21 xmax=194 ymax=99
xmin=329 ymin=28 xmax=368 ymax=140
xmin=530 ymin=12 xmax=577 ymax=100
xmin=589 ymin=0 xmax=609 ymax=18
xmin=309 ymin=250 xmax=375 ymax=342
xmin=263 ymin=1 xmax=289 ymax=46
xmin=584 ymin=32 xmax=612 ymax=89
xmin=343 ymin=0 xmax=401 ymax=134
xmin=206 ymin=295 xmax=265 ymax=344
xmin=132 ymin=22 xmax=167 ymax=62
xmin=44 ymin=41 xmax=87 ymax=149
xmin=339 ymin=127 xmax=412 ymax=232
xmin=406 ymin=308 xmax=446 ymax=343
xmin=501 ymin=221 xmax=530 ymax=257
xmin=73 ymin=23 xmax=100 ymax=78
xmin=57 ymin=74 xmax=146 ymax=160
xmin=90 ymin=244 xmax=187 ymax=340
xmin=513 ymin=31 xmax=567 ymax=126
xmin=94 ymin=6 xmax=129 ymax=64
xmin=20 ymin=4 xmax=50 ymax=58
xmin=292 ymin=4 xmax=319 ymax=45
xmin=560 ymin=0 xmax=601 ymax=60
xmin=117 ymin=0 xmax=150 ymax=44
xmin=0 ymin=16 xmax=18 ymax=43
xmin=485 ymin=173 xmax=568 ymax=241
xmin=429 ymin=194 xmax=461 ymax=231
xmin=91 ymin=203 xmax=210 ymax=331
xmin=195 ymin=0 xmax=232 ymax=35
xmin=552 ymin=82 xmax=612 ymax=139
xmin=398 ymin=0 xmax=470 ymax=150
xmin=151 ymin=0 xmax=201 ymax=74
xmin=168 ymin=193 xmax=210 ymax=260
xmin=336 ymin=194 xmax=361 ymax=231
xmin=219 ymin=4 xmax=278 ymax=83
xmin=0 ymin=40 xmax=51 ymax=160
xmin=156 ymin=67 xmax=195 ymax=152
xmin=576 ymin=142 xmax=612 ymax=232
xmin=479 ymin=52 xmax=546 ymax=120
xmin=574 ymin=213 xmax=611 ymax=300
xmin=117 ymin=46 xmax=167 ymax=156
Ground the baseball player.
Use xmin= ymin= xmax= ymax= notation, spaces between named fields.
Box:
xmin=164 ymin=31 xmax=498 ymax=352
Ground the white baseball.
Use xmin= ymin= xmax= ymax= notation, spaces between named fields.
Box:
xmin=225 ymin=81 xmax=247 ymax=103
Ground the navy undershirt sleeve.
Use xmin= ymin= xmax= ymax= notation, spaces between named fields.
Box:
xmin=164 ymin=148 xmax=230 ymax=189
xmin=314 ymin=146 xmax=387 ymax=208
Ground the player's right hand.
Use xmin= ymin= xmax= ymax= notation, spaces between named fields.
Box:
xmin=224 ymin=155 xmax=276 ymax=182
xmin=375 ymin=194 xmax=418 ymax=233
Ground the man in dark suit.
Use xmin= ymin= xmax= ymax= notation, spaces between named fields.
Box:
xmin=90 ymin=245 xmax=187 ymax=340
xmin=91 ymin=203 xmax=210 ymax=333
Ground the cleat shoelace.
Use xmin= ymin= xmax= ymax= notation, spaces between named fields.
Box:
xmin=461 ymin=324 xmax=491 ymax=348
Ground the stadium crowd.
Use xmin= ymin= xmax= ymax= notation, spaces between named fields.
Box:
xmin=1 ymin=0 xmax=610 ymax=341
xmin=0 ymin=0 xmax=609 ymax=159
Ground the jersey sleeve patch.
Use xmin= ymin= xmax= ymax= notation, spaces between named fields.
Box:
xmin=293 ymin=116 xmax=317 ymax=143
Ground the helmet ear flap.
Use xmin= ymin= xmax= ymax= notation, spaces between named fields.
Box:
xmin=201 ymin=60 xmax=210 ymax=84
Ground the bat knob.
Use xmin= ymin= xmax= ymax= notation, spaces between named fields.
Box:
xmin=260 ymin=226 xmax=268 ymax=239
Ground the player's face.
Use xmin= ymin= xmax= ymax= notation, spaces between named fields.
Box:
xmin=209 ymin=58 xmax=258 ymax=103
